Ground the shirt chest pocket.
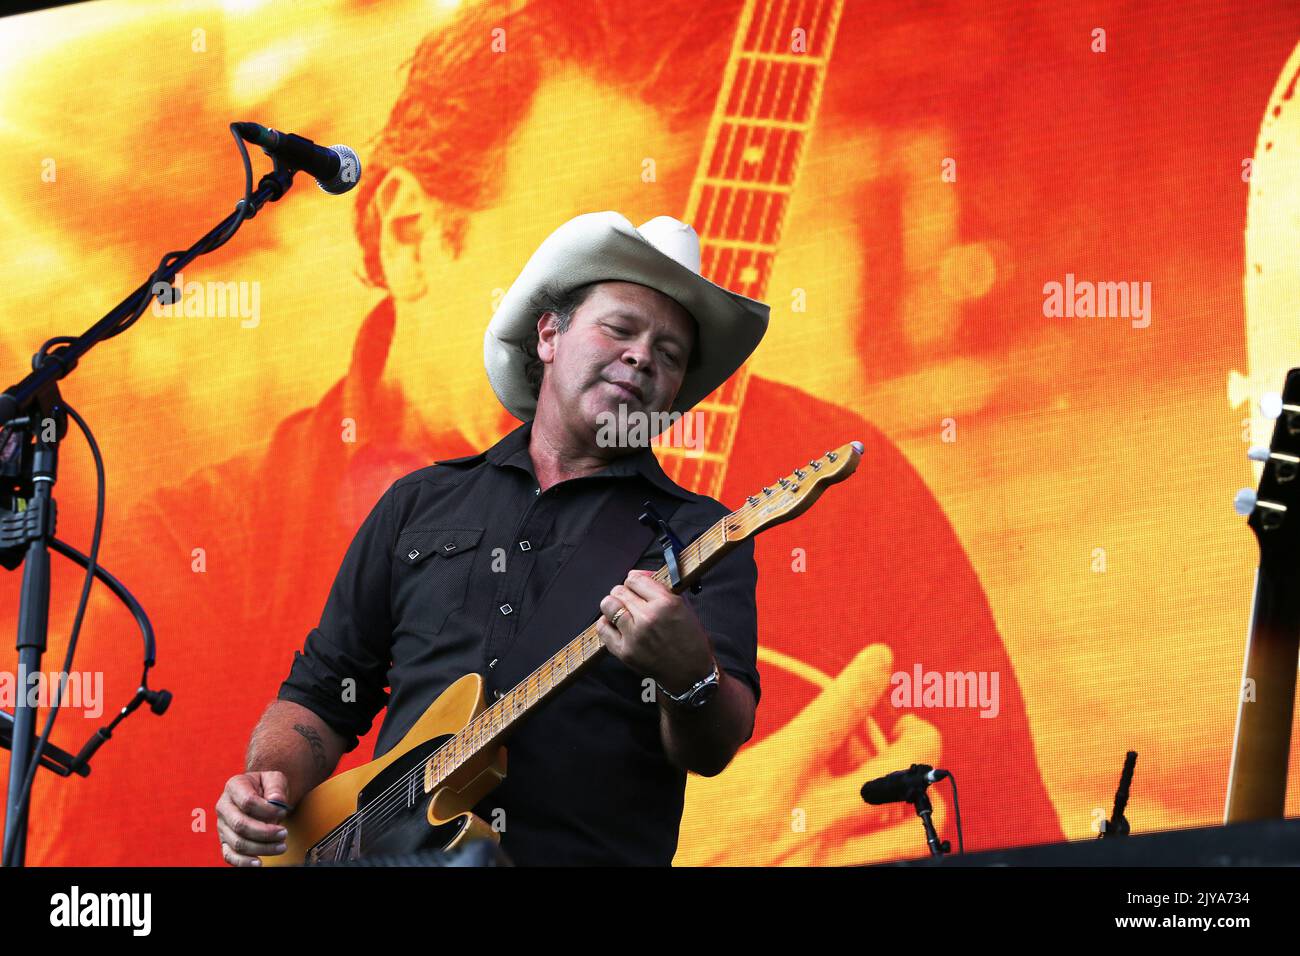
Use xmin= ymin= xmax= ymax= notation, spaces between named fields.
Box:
xmin=394 ymin=527 xmax=484 ymax=636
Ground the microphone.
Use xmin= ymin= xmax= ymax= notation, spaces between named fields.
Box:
xmin=860 ymin=763 xmax=949 ymax=805
xmin=144 ymin=688 xmax=172 ymax=715
xmin=233 ymin=122 xmax=361 ymax=195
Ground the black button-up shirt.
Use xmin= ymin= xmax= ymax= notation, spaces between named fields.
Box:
xmin=277 ymin=418 xmax=760 ymax=865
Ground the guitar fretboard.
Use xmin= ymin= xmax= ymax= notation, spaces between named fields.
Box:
xmin=654 ymin=0 xmax=846 ymax=499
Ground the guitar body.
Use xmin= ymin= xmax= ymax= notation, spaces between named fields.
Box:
xmin=262 ymin=673 xmax=506 ymax=866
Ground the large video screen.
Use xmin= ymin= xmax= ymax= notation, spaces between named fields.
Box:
xmin=1 ymin=0 xmax=1298 ymax=866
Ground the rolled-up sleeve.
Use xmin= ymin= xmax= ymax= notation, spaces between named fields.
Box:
xmin=277 ymin=483 xmax=396 ymax=752
xmin=682 ymin=512 xmax=761 ymax=712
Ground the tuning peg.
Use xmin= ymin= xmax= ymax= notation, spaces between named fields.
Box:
xmin=1234 ymin=488 xmax=1257 ymax=516
xmin=851 ymin=440 xmax=864 ymax=454
xmin=1248 ymin=446 xmax=1272 ymax=463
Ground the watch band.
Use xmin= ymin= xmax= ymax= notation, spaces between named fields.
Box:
xmin=658 ymin=661 xmax=720 ymax=709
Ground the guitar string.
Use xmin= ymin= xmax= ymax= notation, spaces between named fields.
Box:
xmin=320 ymin=521 xmax=732 ymax=850
xmin=307 ymin=0 xmax=807 ymax=857
xmin=310 ymin=520 xmax=737 ymax=857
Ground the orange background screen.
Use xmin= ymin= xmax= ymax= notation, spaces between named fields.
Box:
xmin=1 ymin=0 xmax=1298 ymax=865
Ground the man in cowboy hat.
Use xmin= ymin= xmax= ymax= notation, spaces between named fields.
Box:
xmin=216 ymin=211 xmax=771 ymax=866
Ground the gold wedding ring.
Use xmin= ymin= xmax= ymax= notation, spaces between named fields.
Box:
xmin=610 ymin=607 xmax=626 ymax=626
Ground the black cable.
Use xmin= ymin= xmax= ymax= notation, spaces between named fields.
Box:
xmin=945 ymin=773 xmax=963 ymax=854
xmin=3 ymin=402 xmax=103 ymax=868
xmin=48 ymin=537 xmax=155 ymax=664
xmin=35 ymin=124 xmax=255 ymax=368
xmin=106 ymin=124 xmax=255 ymax=342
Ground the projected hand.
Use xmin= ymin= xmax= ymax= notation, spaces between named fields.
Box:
xmin=673 ymin=643 xmax=946 ymax=866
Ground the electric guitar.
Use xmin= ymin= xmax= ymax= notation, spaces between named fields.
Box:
xmin=263 ymin=441 xmax=864 ymax=865
xmin=1225 ymin=368 xmax=1300 ymax=822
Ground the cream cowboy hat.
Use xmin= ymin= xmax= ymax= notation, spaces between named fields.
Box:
xmin=484 ymin=210 xmax=770 ymax=421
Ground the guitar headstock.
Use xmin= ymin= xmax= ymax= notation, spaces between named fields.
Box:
xmin=724 ymin=441 xmax=864 ymax=542
xmin=1237 ymin=368 xmax=1300 ymax=560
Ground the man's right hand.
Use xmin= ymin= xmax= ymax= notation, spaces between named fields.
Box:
xmin=216 ymin=771 xmax=291 ymax=867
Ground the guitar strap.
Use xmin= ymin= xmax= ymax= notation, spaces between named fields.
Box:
xmin=482 ymin=479 xmax=686 ymax=699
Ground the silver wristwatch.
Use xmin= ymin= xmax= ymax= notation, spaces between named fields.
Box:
xmin=657 ymin=661 xmax=721 ymax=710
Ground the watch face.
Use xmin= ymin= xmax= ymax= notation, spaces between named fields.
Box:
xmin=690 ymin=681 xmax=720 ymax=708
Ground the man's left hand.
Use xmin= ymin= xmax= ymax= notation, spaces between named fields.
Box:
xmin=597 ymin=570 xmax=715 ymax=694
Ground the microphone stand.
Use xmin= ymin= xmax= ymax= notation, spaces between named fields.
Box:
xmin=1099 ymin=751 xmax=1137 ymax=838
xmin=0 ymin=710 xmax=84 ymax=778
xmin=0 ymin=155 xmax=298 ymax=866
xmin=909 ymin=787 xmax=950 ymax=858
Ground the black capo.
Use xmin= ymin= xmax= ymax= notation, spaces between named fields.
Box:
xmin=638 ymin=500 xmax=702 ymax=593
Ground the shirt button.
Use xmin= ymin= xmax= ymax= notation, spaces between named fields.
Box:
xmin=534 ymin=487 xmax=540 ymax=496
xmin=489 ymin=658 xmax=498 ymax=669
xmin=499 ymin=604 xmax=513 ymax=616
xmin=519 ymin=540 xmax=531 ymax=552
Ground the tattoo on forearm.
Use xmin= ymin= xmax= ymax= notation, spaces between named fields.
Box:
xmin=293 ymin=723 xmax=328 ymax=773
